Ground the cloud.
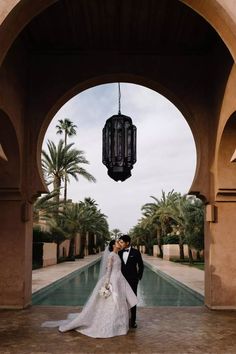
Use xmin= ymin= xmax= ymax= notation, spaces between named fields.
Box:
xmin=43 ymin=83 xmax=196 ymax=233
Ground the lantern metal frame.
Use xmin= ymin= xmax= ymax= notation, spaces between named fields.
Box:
xmin=102 ymin=84 xmax=137 ymax=182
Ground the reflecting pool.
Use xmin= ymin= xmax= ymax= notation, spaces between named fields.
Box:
xmin=32 ymin=261 xmax=203 ymax=306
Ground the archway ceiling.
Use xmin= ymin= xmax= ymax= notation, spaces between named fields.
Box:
xmin=21 ymin=0 xmax=223 ymax=55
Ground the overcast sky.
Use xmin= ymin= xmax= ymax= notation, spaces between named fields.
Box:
xmin=43 ymin=83 xmax=196 ymax=233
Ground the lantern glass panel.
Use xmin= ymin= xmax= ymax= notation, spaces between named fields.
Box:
xmin=102 ymin=114 xmax=137 ymax=181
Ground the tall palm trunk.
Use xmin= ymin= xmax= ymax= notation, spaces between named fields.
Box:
xmin=188 ymin=246 xmax=193 ymax=264
xmin=179 ymin=234 xmax=185 ymax=260
xmin=68 ymin=235 xmax=75 ymax=260
xmin=56 ymin=240 xmax=60 ymax=263
xmin=79 ymin=231 xmax=86 ymax=258
xmin=64 ymin=177 xmax=67 ymax=204
xmin=64 ymin=132 xmax=68 ymax=205
xmin=157 ymin=228 xmax=163 ymax=258
xmin=196 ymin=250 xmax=201 ymax=261
xmin=53 ymin=176 xmax=61 ymax=216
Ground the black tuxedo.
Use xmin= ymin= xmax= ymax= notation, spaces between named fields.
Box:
xmin=119 ymin=247 xmax=144 ymax=325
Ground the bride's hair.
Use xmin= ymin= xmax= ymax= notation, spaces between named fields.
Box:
xmin=108 ymin=239 xmax=115 ymax=252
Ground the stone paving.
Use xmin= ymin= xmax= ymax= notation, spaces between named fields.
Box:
xmin=142 ymin=255 xmax=204 ymax=296
xmin=1 ymin=306 xmax=236 ymax=353
xmin=1 ymin=255 xmax=236 ymax=353
xmin=32 ymin=254 xmax=101 ymax=293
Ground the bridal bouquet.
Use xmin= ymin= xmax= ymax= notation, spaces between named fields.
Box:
xmin=99 ymin=284 xmax=112 ymax=299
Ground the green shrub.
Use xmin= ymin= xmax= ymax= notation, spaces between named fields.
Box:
xmin=33 ymin=227 xmax=53 ymax=243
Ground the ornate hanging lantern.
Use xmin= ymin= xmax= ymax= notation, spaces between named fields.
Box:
xmin=102 ymin=83 xmax=137 ymax=182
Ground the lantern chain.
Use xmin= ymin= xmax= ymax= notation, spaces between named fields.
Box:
xmin=118 ymin=82 xmax=121 ymax=115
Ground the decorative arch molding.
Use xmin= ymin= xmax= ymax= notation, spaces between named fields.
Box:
xmin=0 ymin=0 xmax=56 ymax=66
xmin=216 ymin=111 xmax=236 ymax=200
xmin=0 ymin=0 xmax=236 ymax=67
xmin=0 ymin=109 xmax=21 ymax=196
xmin=181 ymin=0 xmax=236 ymax=62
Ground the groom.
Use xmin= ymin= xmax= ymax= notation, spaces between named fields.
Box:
xmin=119 ymin=234 xmax=144 ymax=328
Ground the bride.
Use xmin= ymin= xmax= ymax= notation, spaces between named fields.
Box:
xmin=42 ymin=239 xmax=138 ymax=338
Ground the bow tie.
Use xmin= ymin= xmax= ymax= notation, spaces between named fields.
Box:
xmin=124 ymin=249 xmax=129 ymax=252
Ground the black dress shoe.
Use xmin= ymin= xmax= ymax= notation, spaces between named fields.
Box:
xmin=131 ymin=322 xmax=137 ymax=328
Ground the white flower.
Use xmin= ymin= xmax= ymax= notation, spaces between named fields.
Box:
xmin=99 ymin=284 xmax=112 ymax=298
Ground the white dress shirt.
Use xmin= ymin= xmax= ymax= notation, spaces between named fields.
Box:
xmin=122 ymin=246 xmax=131 ymax=264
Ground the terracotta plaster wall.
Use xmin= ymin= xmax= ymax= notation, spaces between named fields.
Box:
xmin=203 ymin=63 xmax=236 ymax=309
xmin=0 ymin=200 xmax=32 ymax=308
xmin=205 ymin=202 xmax=236 ymax=308
xmin=0 ymin=0 xmax=19 ymax=23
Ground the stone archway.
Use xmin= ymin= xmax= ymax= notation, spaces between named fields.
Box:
xmin=0 ymin=110 xmax=32 ymax=308
xmin=0 ymin=0 xmax=236 ymax=309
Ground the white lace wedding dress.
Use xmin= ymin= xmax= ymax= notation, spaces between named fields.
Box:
xmin=42 ymin=252 xmax=138 ymax=338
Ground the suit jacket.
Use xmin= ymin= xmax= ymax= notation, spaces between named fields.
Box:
xmin=119 ymin=247 xmax=144 ymax=285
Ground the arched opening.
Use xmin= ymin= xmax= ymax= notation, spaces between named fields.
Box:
xmin=0 ymin=109 xmax=20 ymax=189
xmin=217 ymin=111 xmax=236 ymax=197
xmin=42 ymin=82 xmax=197 ymax=232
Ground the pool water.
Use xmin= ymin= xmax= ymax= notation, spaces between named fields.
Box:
xmin=32 ymin=261 xmax=203 ymax=306
xmin=138 ymin=265 xmax=203 ymax=306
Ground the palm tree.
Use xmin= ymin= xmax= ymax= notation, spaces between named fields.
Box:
xmin=141 ymin=201 xmax=162 ymax=257
xmin=61 ymin=199 xmax=109 ymax=259
xmin=154 ymin=193 xmax=204 ymax=263
xmin=141 ymin=190 xmax=180 ymax=258
xmin=33 ymin=189 xmax=69 ymax=262
xmin=33 ymin=189 xmax=61 ymax=223
xmin=47 ymin=216 xmax=67 ymax=262
xmin=110 ymin=228 xmax=122 ymax=239
xmin=186 ymin=198 xmax=204 ymax=260
xmin=56 ymin=118 xmax=77 ymax=145
xmin=128 ymin=221 xmax=154 ymax=255
xmin=42 ymin=139 xmax=96 ymax=206
xmin=171 ymin=195 xmax=204 ymax=263
xmin=56 ymin=118 xmax=77 ymax=202
xmin=77 ymin=199 xmax=109 ymax=258
xmin=137 ymin=190 xmax=204 ymax=262
xmin=61 ymin=203 xmax=81 ymax=260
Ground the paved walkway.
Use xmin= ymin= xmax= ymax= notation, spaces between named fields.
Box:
xmin=32 ymin=254 xmax=101 ymax=293
xmin=142 ymin=255 xmax=204 ymax=296
xmin=1 ymin=254 xmax=236 ymax=353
